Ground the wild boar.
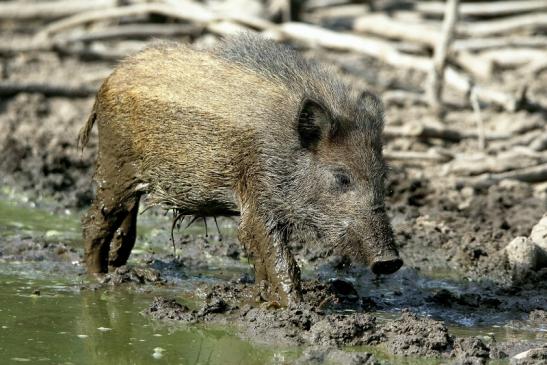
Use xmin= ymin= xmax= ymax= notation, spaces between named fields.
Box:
xmin=78 ymin=34 xmax=402 ymax=306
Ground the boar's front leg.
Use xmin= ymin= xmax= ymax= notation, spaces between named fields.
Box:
xmin=239 ymin=208 xmax=302 ymax=306
xmin=108 ymin=195 xmax=140 ymax=269
xmin=82 ymin=152 xmax=141 ymax=274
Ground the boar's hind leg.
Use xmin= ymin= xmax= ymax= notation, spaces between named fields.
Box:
xmin=108 ymin=195 xmax=140 ymax=269
xmin=239 ymin=211 xmax=302 ymax=307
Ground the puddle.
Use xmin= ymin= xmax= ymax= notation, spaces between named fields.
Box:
xmin=0 ymin=199 xmax=80 ymax=242
xmin=0 ymin=197 xmax=545 ymax=364
xmin=0 ymin=275 xmax=296 ymax=364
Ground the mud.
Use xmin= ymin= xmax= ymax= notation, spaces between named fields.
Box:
xmin=144 ymin=293 xmax=500 ymax=363
xmin=0 ymin=235 xmax=81 ymax=268
xmin=2 ymin=197 xmax=546 ymax=363
xmin=1 ymin=17 xmax=546 ymax=364
xmin=295 ymin=347 xmax=380 ymax=365
xmin=0 ymin=93 xmax=96 ymax=208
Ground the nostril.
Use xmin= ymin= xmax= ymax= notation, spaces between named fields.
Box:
xmin=371 ymin=258 xmax=403 ymax=275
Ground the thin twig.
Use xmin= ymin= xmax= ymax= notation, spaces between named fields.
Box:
xmin=470 ymin=87 xmax=486 ymax=150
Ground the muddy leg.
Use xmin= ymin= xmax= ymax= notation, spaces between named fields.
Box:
xmin=108 ymin=196 xmax=140 ymax=269
xmin=82 ymin=155 xmax=140 ymax=274
xmin=82 ymin=187 xmax=129 ymax=273
xmin=239 ymin=210 xmax=302 ymax=306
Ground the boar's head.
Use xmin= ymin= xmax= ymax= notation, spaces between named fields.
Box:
xmin=272 ymin=90 xmax=403 ymax=275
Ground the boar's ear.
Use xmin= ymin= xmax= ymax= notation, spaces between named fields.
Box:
xmin=297 ymin=100 xmax=330 ymax=149
xmin=359 ymin=90 xmax=384 ymax=116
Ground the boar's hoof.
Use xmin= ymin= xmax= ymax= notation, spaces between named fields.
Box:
xmin=371 ymin=257 xmax=403 ymax=275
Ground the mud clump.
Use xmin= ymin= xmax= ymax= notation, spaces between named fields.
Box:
xmin=427 ymin=288 xmax=501 ymax=309
xmin=389 ymin=171 xmax=546 ymax=288
xmin=0 ymin=94 xmax=95 ymax=207
xmin=241 ymin=304 xmax=321 ymax=345
xmin=307 ymin=314 xmax=381 ymax=347
xmin=145 ymin=294 xmax=234 ymax=324
xmin=198 ymin=296 xmax=232 ymax=317
xmin=143 ymin=293 xmax=501 ymax=361
xmin=0 ymin=236 xmax=80 ymax=264
xmin=295 ymin=347 xmax=380 ymax=365
xmin=381 ymin=310 xmax=454 ymax=357
xmin=144 ymin=297 xmax=195 ymax=322
xmin=452 ymin=337 xmax=491 ymax=365
xmin=301 ymin=279 xmax=366 ymax=310
xmin=528 ymin=310 xmax=547 ymax=324
xmin=511 ymin=346 xmax=547 ymax=365
xmin=99 ymin=265 xmax=165 ymax=286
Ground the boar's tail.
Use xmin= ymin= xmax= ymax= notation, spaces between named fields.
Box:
xmin=77 ymin=100 xmax=97 ymax=152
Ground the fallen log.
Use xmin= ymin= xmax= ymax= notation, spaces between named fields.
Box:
xmin=454 ymin=51 xmax=493 ymax=80
xmin=531 ymin=133 xmax=547 ymax=152
xmin=0 ymin=81 xmax=97 ymax=98
xmin=35 ymin=3 xmax=213 ymax=39
xmin=353 ymin=13 xmax=439 ymax=47
xmin=382 ymin=90 xmax=429 ymax=107
xmin=53 ymin=43 xmax=134 ymax=62
xmin=306 ymin=4 xmax=369 ymax=23
xmin=272 ymin=22 xmax=432 ymax=69
xmin=489 ymin=129 xmax=544 ymax=152
xmin=384 ymin=121 xmax=513 ymax=142
xmin=458 ymin=13 xmax=547 ymax=37
xmin=416 ymin=0 xmax=547 ymax=17
xmin=206 ymin=20 xmax=253 ymax=36
xmin=0 ymin=0 xmax=116 ymax=20
xmin=61 ymin=24 xmax=204 ymax=43
xmin=272 ymin=22 xmax=520 ymax=111
xmin=359 ymin=8 xmax=547 ymax=38
xmin=305 ymin=0 xmax=355 ymax=11
xmin=35 ymin=2 xmax=273 ymax=40
xmin=0 ymin=39 xmax=51 ymax=55
xmin=442 ymin=150 xmax=547 ymax=176
xmin=384 ymin=122 xmax=463 ymax=143
xmin=384 ymin=149 xmax=453 ymax=163
xmin=445 ymin=67 xmax=519 ymax=111
xmin=358 ymin=13 xmax=547 ymax=48
xmin=479 ymin=48 xmax=547 ymax=68
xmin=461 ymin=163 xmax=547 ymax=189
xmin=353 ymin=13 xmax=494 ymax=81
xmin=524 ymin=58 xmax=547 ymax=76
xmin=452 ymin=36 xmax=547 ymax=52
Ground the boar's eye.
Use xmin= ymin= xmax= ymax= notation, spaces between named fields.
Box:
xmin=333 ymin=171 xmax=352 ymax=191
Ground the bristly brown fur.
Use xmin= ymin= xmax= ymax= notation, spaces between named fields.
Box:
xmin=80 ymin=33 xmax=401 ymax=306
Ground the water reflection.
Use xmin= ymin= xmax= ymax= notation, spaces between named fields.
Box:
xmin=0 ymin=277 xmax=291 ymax=365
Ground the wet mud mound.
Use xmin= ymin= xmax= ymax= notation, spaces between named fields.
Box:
xmin=0 ymin=93 xmax=96 ymax=207
xmin=386 ymin=169 xmax=546 ymax=288
xmin=144 ymin=293 xmax=504 ymax=364
xmin=295 ymin=347 xmax=380 ymax=365
xmin=0 ymin=235 xmax=80 ymax=265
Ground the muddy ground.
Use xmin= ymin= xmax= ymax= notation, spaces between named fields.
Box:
xmin=1 ymin=18 xmax=547 ymax=365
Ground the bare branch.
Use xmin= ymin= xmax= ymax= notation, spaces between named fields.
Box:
xmin=0 ymin=0 xmax=116 ymax=20
xmin=0 ymin=81 xmax=96 ymax=98
xmin=427 ymin=0 xmax=459 ymax=115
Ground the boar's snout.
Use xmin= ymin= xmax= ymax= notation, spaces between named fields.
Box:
xmin=370 ymin=255 xmax=403 ymax=275
xmin=347 ymin=209 xmax=403 ymax=275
